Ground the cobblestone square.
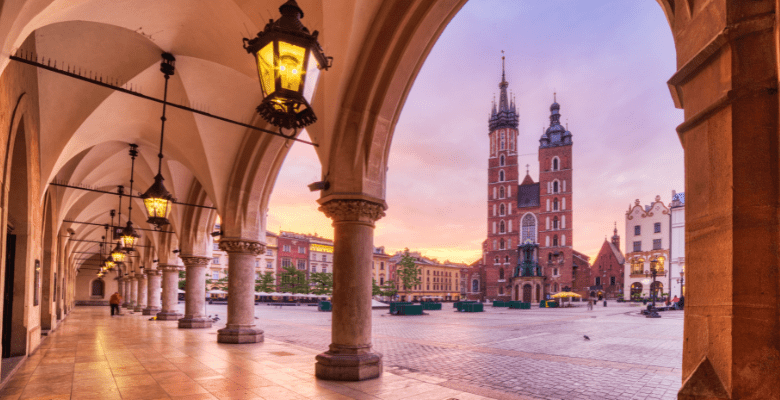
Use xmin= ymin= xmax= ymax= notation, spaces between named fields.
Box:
xmin=224 ymin=301 xmax=683 ymax=400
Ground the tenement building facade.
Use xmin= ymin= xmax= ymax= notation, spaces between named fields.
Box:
xmin=623 ymin=196 xmax=670 ymax=300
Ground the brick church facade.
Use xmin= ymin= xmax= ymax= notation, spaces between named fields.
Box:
xmin=464 ymin=59 xmax=589 ymax=303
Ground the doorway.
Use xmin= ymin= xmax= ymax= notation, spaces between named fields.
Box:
xmin=522 ymin=284 xmax=532 ymax=303
xmin=2 ymin=233 xmax=15 ymax=358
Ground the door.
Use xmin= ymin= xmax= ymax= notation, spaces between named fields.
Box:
xmin=522 ymin=284 xmax=532 ymax=303
xmin=2 ymin=234 xmax=16 ymax=358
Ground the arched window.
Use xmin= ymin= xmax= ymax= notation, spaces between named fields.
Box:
xmin=552 ymin=157 xmax=559 ymax=171
xmin=500 ymin=131 xmax=505 ymax=150
xmin=499 ymin=204 xmax=506 ymax=215
xmin=553 ymin=217 xmax=559 ymax=230
xmin=553 ymin=235 xmax=559 ymax=247
xmin=494 ymin=256 xmax=499 ymax=264
xmin=548 ymin=253 xmax=552 ymax=261
xmin=498 ymin=286 xmax=504 ymax=295
xmin=91 ymin=279 xmax=105 ymax=297
xmin=499 ymin=220 xmax=505 ymax=233
xmin=553 ymin=180 xmax=559 ymax=193
xmin=499 ymin=239 xmax=505 ymax=250
xmin=499 ymin=170 xmax=505 ymax=182
xmin=499 ymin=268 xmax=505 ymax=279
xmin=500 ymin=155 xmax=505 ymax=166
xmin=521 ymin=214 xmax=536 ymax=242
xmin=505 ymin=255 xmax=510 ymax=263
xmin=472 ymin=279 xmax=479 ymax=292
xmin=499 ymin=186 xmax=505 ymax=198
xmin=553 ymin=198 xmax=559 ymax=211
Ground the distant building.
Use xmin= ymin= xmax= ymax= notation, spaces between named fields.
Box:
xmin=276 ymin=231 xmax=310 ymax=287
xmin=390 ymin=251 xmax=462 ymax=302
xmin=208 ymin=219 xmax=277 ymax=289
xmin=372 ymin=246 xmax=390 ymax=286
xmin=308 ymin=235 xmax=333 ymax=274
xmin=623 ymin=196 xmax=670 ymax=300
xmin=587 ymin=225 xmax=625 ymax=299
xmin=669 ymin=191 xmax=685 ymax=298
xmin=261 ymin=232 xmax=278 ymax=280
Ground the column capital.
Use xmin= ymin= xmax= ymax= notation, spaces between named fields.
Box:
xmin=317 ymin=195 xmax=387 ymax=224
xmin=158 ymin=264 xmax=183 ymax=272
xmin=180 ymin=256 xmax=211 ymax=266
xmin=144 ymin=268 xmax=162 ymax=277
xmin=134 ymin=273 xmax=146 ymax=280
xmin=218 ymin=239 xmax=265 ymax=255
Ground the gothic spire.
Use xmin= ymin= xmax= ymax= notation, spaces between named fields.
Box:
xmin=488 ymin=52 xmax=518 ymax=132
xmin=498 ymin=52 xmax=509 ymax=112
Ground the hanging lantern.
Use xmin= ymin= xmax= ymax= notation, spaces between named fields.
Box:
xmin=111 ymin=242 xmax=126 ymax=263
xmin=141 ymin=173 xmax=174 ymax=228
xmin=104 ymin=256 xmax=116 ymax=271
xmin=120 ymin=221 xmax=140 ymax=252
xmin=243 ymin=0 xmax=332 ymax=130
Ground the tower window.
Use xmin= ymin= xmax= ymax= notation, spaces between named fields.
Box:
xmin=500 ymin=155 xmax=505 ymax=166
xmin=522 ymin=214 xmax=536 ymax=242
xmin=499 ymin=170 xmax=505 ymax=182
xmin=553 ymin=217 xmax=559 ymax=230
xmin=500 ymin=220 xmax=506 ymax=233
xmin=500 ymin=132 xmax=505 ymax=150
xmin=500 ymin=204 xmax=506 ymax=216
xmin=552 ymin=157 xmax=559 ymax=171
xmin=553 ymin=198 xmax=559 ymax=211
xmin=500 ymin=239 xmax=505 ymax=250
xmin=499 ymin=186 xmax=505 ymax=199
xmin=499 ymin=268 xmax=505 ymax=279
xmin=553 ymin=181 xmax=559 ymax=193
xmin=495 ymin=256 xmax=499 ymax=264
xmin=553 ymin=235 xmax=558 ymax=247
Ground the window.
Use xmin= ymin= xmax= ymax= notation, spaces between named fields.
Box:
xmin=322 ymin=267 xmax=327 ymax=273
xmin=299 ymin=246 xmax=306 ymax=253
xmin=504 ymin=256 xmax=509 ymax=263
xmin=212 ymin=272 xmax=219 ymax=280
xmin=499 ymin=170 xmax=505 ymax=181
xmin=631 ymin=259 xmax=644 ymax=274
xmin=500 ymin=204 xmax=505 ymax=215
xmin=553 ymin=283 xmax=559 ymax=292
xmin=552 ymin=157 xmax=559 ymax=171
xmin=283 ymin=245 xmax=291 ymax=252
xmin=500 ymin=131 xmax=505 ymax=150
xmin=553 ymin=181 xmax=558 ymax=193
xmin=494 ymin=256 xmax=499 ymax=264
xmin=498 ymin=286 xmax=504 ymax=295
xmin=634 ymin=226 xmax=641 ymax=236
xmin=653 ymin=239 xmax=662 ymax=250
xmin=654 ymin=222 xmax=661 ymax=233
xmin=633 ymin=241 xmax=642 ymax=252
xmin=500 ymin=154 xmax=505 ymax=166
xmin=499 ymin=186 xmax=505 ymax=199
xmin=553 ymin=217 xmax=559 ymax=230
xmin=266 ymin=261 xmax=273 ymax=269
xmin=281 ymin=258 xmax=292 ymax=268
xmin=499 ymin=221 xmax=505 ymax=233
xmin=553 ymin=198 xmax=558 ymax=211
xmin=472 ymin=279 xmax=479 ymax=292
xmin=312 ymin=253 xmax=317 ymax=260
xmin=213 ymin=243 xmax=219 ymax=251
xmin=610 ymin=276 xmax=616 ymax=286
xmin=499 ymin=239 xmax=505 ymax=250
xmin=553 ymin=268 xmax=558 ymax=276
xmin=213 ymin=257 xmax=220 ymax=264
xmin=595 ymin=277 xmax=601 ymax=286
xmin=321 ymin=255 xmax=326 ymax=262
xmin=521 ymin=214 xmax=536 ymax=242
xmin=552 ymin=235 xmax=558 ymax=247
xmin=266 ymin=249 xmax=273 ymax=256
xmin=380 ymin=262 xmax=385 ymax=270
xmin=255 ymin=260 xmax=260 ymax=268
xmin=297 ymin=259 xmax=306 ymax=270
xmin=311 ymin=264 xmax=317 ymax=273
xmin=380 ymin=277 xmax=384 ymax=285
xmin=91 ymin=279 xmax=104 ymax=297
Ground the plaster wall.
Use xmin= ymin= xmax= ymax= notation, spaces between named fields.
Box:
xmin=75 ymin=270 xmax=118 ymax=305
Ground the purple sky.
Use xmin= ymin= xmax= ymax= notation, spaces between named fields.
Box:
xmin=268 ymin=0 xmax=684 ymax=263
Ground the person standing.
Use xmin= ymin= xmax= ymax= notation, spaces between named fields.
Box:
xmin=109 ymin=291 xmax=122 ymax=316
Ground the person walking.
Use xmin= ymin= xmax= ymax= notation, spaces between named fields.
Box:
xmin=109 ymin=291 xmax=122 ymax=316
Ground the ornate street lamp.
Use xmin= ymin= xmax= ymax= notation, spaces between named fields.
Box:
xmin=243 ymin=0 xmax=332 ymax=132
xmin=141 ymin=54 xmax=176 ymax=229
xmin=644 ymin=262 xmax=661 ymax=318
xmin=120 ymin=144 xmax=141 ymax=251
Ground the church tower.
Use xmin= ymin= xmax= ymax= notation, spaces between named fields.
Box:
xmin=538 ymin=96 xmax=574 ymax=294
xmin=485 ymin=56 xmax=519 ymax=300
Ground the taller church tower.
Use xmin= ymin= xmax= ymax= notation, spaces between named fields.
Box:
xmin=538 ymin=96 xmax=574 ymax=293
xmin=485 ymin=56 xmax=519 ymax=300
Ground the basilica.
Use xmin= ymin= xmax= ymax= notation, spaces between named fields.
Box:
xmin=464 ymin=59 xmax=590 ymax=303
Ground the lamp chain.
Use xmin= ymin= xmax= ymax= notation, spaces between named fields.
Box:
xmin=157 ymin=71 xmax=170 ymax=175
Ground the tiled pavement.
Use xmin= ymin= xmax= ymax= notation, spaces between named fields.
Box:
xmin=0 ymin=302 xmax=682 ymax=400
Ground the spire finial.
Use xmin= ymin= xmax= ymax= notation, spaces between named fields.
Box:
xmin=554 ymin=91 xmax=557 ymax=102
xmin=501 ymin=50 xmax=505 ymax=81
xmin=526 ymin=164 xmax=530 ymax=175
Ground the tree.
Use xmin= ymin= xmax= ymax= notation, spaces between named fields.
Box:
xmin=381 ymin=281 xmax=398 ymax=298
xmin=310 ymin=272 xmax=333 ymax=295
xmin=255 ymin=271 xmax=276 ymax=292
xmin=372 ymin=278 xmax=382 ymax=296
xmin=178 ymin=270 xmax=186 ymax=290
xmin=396 ymin=248 xmax=421 ymax=290
xmin=278 ymin=266 xmax=309 ymax=294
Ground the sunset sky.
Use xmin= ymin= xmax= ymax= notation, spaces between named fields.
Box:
xmin=267 ymin=0 xmax=684 ymax=264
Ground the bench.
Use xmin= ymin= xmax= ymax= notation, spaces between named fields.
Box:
xmin=421 ymin=302 xmax=442 ymax=310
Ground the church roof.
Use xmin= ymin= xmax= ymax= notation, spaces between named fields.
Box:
xmin=517 ymin=183 xmax=539 ymax=208
xmin=521 ymin=173 xmax=535 ymax=185
xmin=608 ymin=241 xmax=625 ymax=264
xmin=488 ymin=55 xmax=518 ymax=132
xmin=540 ymin=94 xmax=572 ymax=148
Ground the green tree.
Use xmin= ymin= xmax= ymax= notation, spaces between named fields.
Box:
xmin=372 ymin=278 xmax=382 ymax=296
xmin=178 ymin=270 xmax=186 ymax=290
xmin=255 ymin=271 xmax=276 ymax=292
xmin=396 ymin=248 xmax=421 ymax=290
xmin=278 ymin=266 xmax=309 ymax=294
xmin=310 ymin=272 xmax=333 ymax=295
xmin=381 ymin=280 xmax=398 ymax=298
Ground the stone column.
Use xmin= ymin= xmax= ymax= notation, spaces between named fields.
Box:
xmin=156 ymin=264 xmax=183 ymax=320
xmin=217 ymin=239 xmax=264 ymax=343
xmin=178 ymin=256 xmax=212 ymax=329
xmin=129 ymin=276 xmax=138 ymax=309
xmin=666 ymin=3 xmax=780 ymax=399
xmin=134 ymin=272 xmax=147 ymax=312
xmin=315 ymin=197 xmax=386 ymax=381
xmin=121 ymin=277 xmax=131 ymax=307
xmin=116 ymin=276 xmax=123 ymax=299
xmin=143 ymin=269 xmax=162 ymax=315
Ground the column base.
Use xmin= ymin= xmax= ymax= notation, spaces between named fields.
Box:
xmin=178 ymin=317 xmax=213 ymax=329
xmin=315 ymin=347 xmax=383 ymax=381
xmin=142 ymin=307 xmax=161 ymax=315
xmin=217 ymin=326 xmax=263 ymax=344
xmin=134 ymin=306 xmax=145 ymax=312
xmin=156 ymin=311 xmax=182 ymax=321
